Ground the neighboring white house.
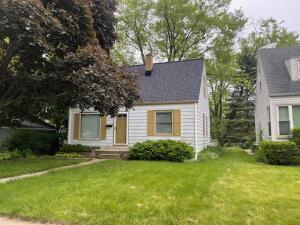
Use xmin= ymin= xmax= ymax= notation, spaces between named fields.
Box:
xmin=255 ymin=46 xmax=300 ymax=142
xmin=68 ymin=54 xmax=211 ymax=154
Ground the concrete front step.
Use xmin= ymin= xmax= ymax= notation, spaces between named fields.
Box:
xmin=92 ymin=146 xmax=129 ymax=160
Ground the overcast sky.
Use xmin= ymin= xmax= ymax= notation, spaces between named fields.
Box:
xmin=230 ymin=0 xmax=300 ymax=34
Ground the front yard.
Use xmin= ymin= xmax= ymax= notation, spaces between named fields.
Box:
xmin=0 ymin=148 xmax=299 ymax=225
xmin=0 ymin=157 xmax=88 ymax=178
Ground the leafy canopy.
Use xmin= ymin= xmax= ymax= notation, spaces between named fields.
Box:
xmin=0 ymin=0 xmax=140 ymax=127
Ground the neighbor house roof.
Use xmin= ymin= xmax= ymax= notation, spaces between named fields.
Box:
xmin=120 ymin=59 xmax=204 ymax=103
xmin=258 ymin=46 xmax=300 ymax=97
xmin=20 ymin=120 xmax=55 ymax=130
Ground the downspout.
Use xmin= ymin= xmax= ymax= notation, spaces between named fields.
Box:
xmin=194 ymin=103 xmax=198 ymax=160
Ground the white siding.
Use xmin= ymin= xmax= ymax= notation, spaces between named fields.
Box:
xmin=127 ymin=103 xmax=195 ymax=147
xmin=270 ymin=96 xmax=300 ymax=140
xmin=255 ymin=57 xmax=271 ymax=142
xmin=195 ymin=64 xmax=210 ymax=151
xmin=68 ymin=103 xmax=196 ymax=148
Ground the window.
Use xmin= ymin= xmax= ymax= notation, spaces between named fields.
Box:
xmin=278 ymin=106 xmax=290 ymax=135
xmin=293 ymin=106 xmax=300 ymax=128
xmin=80 ymin=114 xmax=100 ymax=139
xmin=155 ymin=112 xmax=173 ymax=134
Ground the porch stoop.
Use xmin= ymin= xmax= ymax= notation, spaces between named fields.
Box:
xmin=92 ymin=146 xmax=129 ymax=160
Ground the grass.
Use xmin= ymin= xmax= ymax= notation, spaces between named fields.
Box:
xmin=0 ymin=148 xmax=299 ymax=225
xmin=0 ymin=157 xmax=88 ymax=178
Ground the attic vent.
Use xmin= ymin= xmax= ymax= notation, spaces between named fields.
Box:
xmin=145 ymin=52 xmax=153 ymax=76
xmin=285 ymin=57 xmax=300 ymax=81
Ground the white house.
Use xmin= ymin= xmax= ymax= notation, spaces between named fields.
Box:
xmin=255 ymin=46 xmax=300 ymax=142
xmin=68 ymin=54 xmax=211 ymax=155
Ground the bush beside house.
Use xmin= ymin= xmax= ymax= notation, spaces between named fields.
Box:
xmin=129 ymin=140 xmax=193 ymax=162
xmin=2 ymin=129 xmax=59 ymax=155
xmin=256 ymin=141 xmax=299 ymax=165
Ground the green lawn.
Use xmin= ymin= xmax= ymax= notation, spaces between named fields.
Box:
xmin=0 ymin=148 xmax=299 ymax=225
xmin=0 ymin=157 xmax=88 ymax=178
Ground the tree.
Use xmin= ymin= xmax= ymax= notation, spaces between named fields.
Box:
xmin=207 ymin=40 xmax=243 ymax=146
xmin=116 ymin=0 xmax=246 ymax=63
xmin=0 ymin=0 xmax=140 ymax=135
xmin=225 ymin=18 xmax=299 ymax=147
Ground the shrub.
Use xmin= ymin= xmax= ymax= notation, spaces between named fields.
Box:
xmin=2 ymin=129 xmax=59 ymax=155
xmin=291 ymin=128 xmax=300 ymax=138
xmin=60 ymin=144 xmax=93 ymax=153
xmin=198 ymin=145 xmax=224 ymax=161
xmin=128 ymin=140 xmax=193 ymax=162
xmin=54 ymin=152 xmax=86 ymax=158
xmin=0 ymin=149 xmax=33 ymax=160
xmin=256 ymin=141 xmax=299 ymax=165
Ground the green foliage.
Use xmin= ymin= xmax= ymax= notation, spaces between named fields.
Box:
xmin=198 ymin=145 xmax=224 ymax=161
xmin=54 ymin=152 xmax=86 ymax=159
xmin=291 ymin=128 xmax=300 ymax=139
xmin=128 ymin=140 xmax=193 ymax=162
xmin=116 ymin=0 xmax=246 ymax=63
xmin=0 ymin=149 xmax=33 ymax=160
xmin=60 ymin=144 xmax=93 ymax=153
xmin=2 ymin=129 xmax=59 ymax=155
xmin=0 ymin=0 xmax=139 ymax=130
xmin=256 ymin=141 xmax=299 ymax=165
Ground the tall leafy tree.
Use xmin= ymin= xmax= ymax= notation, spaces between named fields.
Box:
xmin=116 ymin=0 xmax=246 ymax=63
xmin=225 ymin=18 xmax=300 ymax=147
xmin=0 ymin=0 xmax=140 ymax=131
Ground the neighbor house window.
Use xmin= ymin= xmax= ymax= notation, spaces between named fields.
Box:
xmin=155 ymin=112 xmax=173 ymax=134
xmin=278 ymin=106 xmax=290 ymax=135
xmin=80 ymin=114 xmax=100 ymax=139
xmin=293 ymin=105 xmax=300 ymax=128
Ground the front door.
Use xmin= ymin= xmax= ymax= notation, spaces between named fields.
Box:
xmin=115 ymin=114 xmax=127 ymax=145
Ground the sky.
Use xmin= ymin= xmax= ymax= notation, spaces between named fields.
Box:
xmin=230 ymin=0 xmax=300 ymax=35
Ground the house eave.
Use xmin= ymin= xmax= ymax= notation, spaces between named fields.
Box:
xmin=135 ymin=100 xmax=198 ymax=106
xmin=270 ymin=92 xmax=300 ymax=97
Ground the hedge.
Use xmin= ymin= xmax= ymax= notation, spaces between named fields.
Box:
xmin=2 ymin=129 xmax=59 ymax=155
xmin=60 ymin=144 xmax=93 ymax=153
xmin=128 ymin=140 xmax=193 ymax=162
xmin=291 ymin=128 xmax=300 ymax=138
xmin=256 ymin=141 xmax=299 ymax=165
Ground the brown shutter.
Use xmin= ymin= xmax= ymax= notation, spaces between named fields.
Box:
xmin=73 ymin=113 xmax=80 ymax=140
xmin=100 ymin=116 xmax=107 ymax=140
xmin=147 ymin=110 xmax=155 ymax=136
xmin=173 ymin=110 xmax=181 ymax=136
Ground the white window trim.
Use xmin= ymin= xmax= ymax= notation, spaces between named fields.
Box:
xmin=80 ymin=112 xmax=101 ymax=140
xmin=277 ymin=105 xmax=291 ymax=138
xmin=154 ymin=111 xmax=174 ymax=136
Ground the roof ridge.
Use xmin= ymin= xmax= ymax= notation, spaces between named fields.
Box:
xmin=119 ymin=58 xmax=204 ymax=68
xmin=258 ymin=45 xmax=300 ymax=53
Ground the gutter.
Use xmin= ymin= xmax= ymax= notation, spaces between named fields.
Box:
xmin=270 ymin=92 xmax=300 ymax=97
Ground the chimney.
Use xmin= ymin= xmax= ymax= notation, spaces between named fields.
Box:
xmin=145 ymin=52 xmax=153 ymax=76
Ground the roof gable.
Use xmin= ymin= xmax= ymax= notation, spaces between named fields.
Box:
xmin=258 ymin=46 xmax=300 ymax=96
xmin=120 ymin=59 xmax=204 ymax=103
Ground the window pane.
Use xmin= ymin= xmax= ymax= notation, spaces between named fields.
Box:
xmin=156 ymin=112 xmax=172 ymax=123
xmin=81 ymin=114 xmax=100 ymax=138
xmin=293 ymin=106 xmax=300 ymax=128
xmin=156 ymin=112 xmax=172 ymax=134
xmin=156 ymin=123 xmax=172 ymax=134
xmin=279 ymin=106 xmax=289 ymax=121
xmin=279 ymin=121 xmax=290 ymax=135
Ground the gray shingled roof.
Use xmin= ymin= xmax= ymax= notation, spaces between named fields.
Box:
xmin=120 ymin=59 xmax=204 ymax=103
xmin=258 ymin=46 xmax=300 ymax=96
